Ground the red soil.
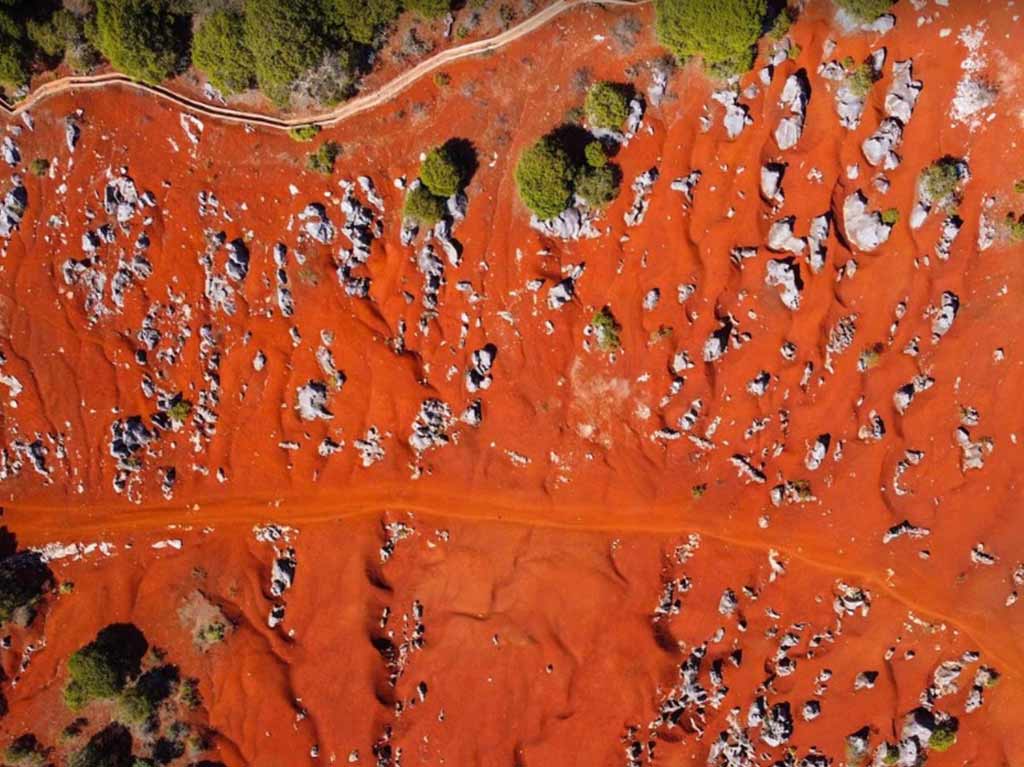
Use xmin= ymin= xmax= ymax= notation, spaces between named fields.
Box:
xmin=0 ymin=0 xmax=1022 ymax=765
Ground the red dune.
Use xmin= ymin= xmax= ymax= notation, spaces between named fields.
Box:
xmin=0 ymin=0 xmax=1022 ymax=765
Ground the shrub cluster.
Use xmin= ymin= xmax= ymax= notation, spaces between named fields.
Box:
xmin=64 ymin=623 xmax=148 ymax=710
xmin=307 ymin=141 xmax=342 ymax=175
xmin=584 ymin=81 xmax=630 ymax=131
xmin=920 ymin=157 xmax=963 ymax=206
xmin=0 ymin=547 xmax=53 ymax=625
xmin=835 ymin=0 xmax=895 ymax=22
xmin=0 ymin=0 xmax=455 ymax=105
xmin=654 ymin=0 xmax=768 ymax=77
xmin=515 ymin=124 xmax=623 ymax=219
xmin=403 ymin=138 xmax=476 ymax=225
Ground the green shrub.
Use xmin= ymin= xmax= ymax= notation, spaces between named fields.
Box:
xmin=70 ymin=724 xmax=132 ymax=767
xmin=244 ymin=0 xmax=331 ymax=107
xmin=834 ymin=0 xmax=894 ymax=22
xmin=192 ymin=10 xmax=255 ymax=95
xmin=928 ymin=726 xmax=956 ymax=752
xmin=920 ymin=158 xmax=961 ymax=204
xmin=29 ymin=158 xmax=49 ymax=177
xmin=433 ymin=71 xmax=450 ymax=87
xmin=199 ymin=622 xmax=226 ymax=643
xmin=288 ymin=124 xmax=321 ymax=142
xmin=64 ymin=623 xmax=148 ymax=710
xmin=591 ymin=307 xmax=621 ymax=351
xmin=307 ymin=141 xmax=341 ymax=174
xmin=177 ymin=678 xmax=201 ymax=709
xmin=5 ymin=734 xmax=46 ymax=767
xmin=117 ymin=685 xmax=155 ymax=724
xmin=881 ymin=207 xmax=899 ymax=225
xmin=585 ymin=81 xmax=630 ymax=130
xmin=405 ymin=0 xmax=454 ymax=19
xmin=0 ymin=10 xmax=29 ymax=89
xmin=584 ymin=140 xmax=607 ymax=168
xmin=420 ymin=144 xmax=463 ymax=198
xmin=94 ymin=0 xmax=189 ymax=84
xmin=330 ymin=0 xmax=402 ymax=45
xmin=575 ymin=164 xmax=620 ymax=207
xmin=1005 ymin=213 xmax=1024 ymax=242
xmin=845 ymin=63 xmax=877 ymax=97
xmin=0 ymin=552 xmax=52 ymax=624
xmin=515 ymin=136 xmax=574 ymax=219
xmin=768 ymin=7 xmax=794 ymax=39
xmin=1014 ymin=179 xmax=1024 ymax=194
xmin=403 ymin=184 xmax=446 ymax=225
xmin=654 ymin=0 xmax=768 ymax=76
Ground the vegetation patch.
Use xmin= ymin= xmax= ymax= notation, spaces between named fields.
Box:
xmin=845 ymin=63 xmax=878 ymax=97
xmin=928 ymin=725 xmax=957 ymax=752
xmin=591 ymin=307 xmax=622 ymax=351
xmin=307 ymin=141 xmax=342 ymax=175
xmin=64 ymin=623 xmax=148 ymax=710
xmin=288 ymin=125 xmax=321 ymax=142
xmin=835 ymin=0 xmax=894 ymax=22
xmin=94 ymin=0 xmax=189 ymax=85
xmin=920 ymin=157 xmax=963 ymax=206
xmin=403 ymin=183 xmax=447 ymax=225
xmin=4 ymin=734 xmax=47 ymax=767
xmin=192 ymin=9 xmax=256 ymax=95
xmin=654 ymin=0 xmax=768 ymax=77
xmin=584 ymin=81 xmax=630 ymax=130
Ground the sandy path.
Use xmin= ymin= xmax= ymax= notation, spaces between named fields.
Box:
xmin=0 ymin=0 xmax=648 ymax=130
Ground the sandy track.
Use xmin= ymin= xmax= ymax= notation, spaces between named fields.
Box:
xmin=0 ymin=0 xmax=647 ymax=130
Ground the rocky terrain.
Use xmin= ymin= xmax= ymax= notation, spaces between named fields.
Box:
xmin=0 ymin=0 xmax=1022 ymax=765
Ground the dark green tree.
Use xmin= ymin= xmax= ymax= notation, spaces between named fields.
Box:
xmin=576 ymin=164 xmax=620 ymax=207
xmin=515 ymin=136 xmax=575 ymax=219
xmin=94 ymin=0 xmax=188 ymax=84
xmin=420 ymin=144 xmax=463 ymax=198
xmin=64 ymin=623 xmax=148 ymax=710
xmin=654 ymin=0 xmax=768 ymax=76
xmin=244 ymin=0 xmax=332 ymax=107
xmin=403 ymin=183 xmax=446 ymax=225
xmin=404 ymin=0 xmax=453 ymax=19
xmin=585 ymin=81 xmax=630 ymax=130
xmin=0 ymin=8 xmax=28 ymax=89
xmin=835 ymin=0 xmax=894 ymax=22
xmin=192 ymin=9 xmax=255 ymax=94
xmin=69 ymin=724 xmax=133 ymax=767
xmin=330 ymin=0 xmax=401 ymax=45
xmin=0 ymin=552 xmax=52 ymax=625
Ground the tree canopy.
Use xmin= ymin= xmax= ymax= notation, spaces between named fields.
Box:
xmin=94 ymin=0 xmax=188 ymax=84
xmin=192 ymin=9 xmax=255 ymax=94
xmin=69 ymin=724 xmax=133 ymax=767
xmin=404 ymin=0 xmax=453 ymax=20
xmin=420 ymin=144 xmax=464 ymax=198
xmin=0 ymin=551 xmax=52 ymax=625
xmin=64 ymin=623 xmax=148 ymax=710
xmin=834 ymin=0 xmax=895 ymax=22
xmin=330 ymin=0 xmax=402 ymax=46
xmin=515 ymin=137 xmax=576 ymax=219
xmin=243 ymin=0 xmax=330 ymax=106
xmin=654 ymin=0 xmax=768 ymax=76
xmin=403 ymin=183 xmax=447 ymax=225
xmin=585 ymin=82 xmax=630 ymax=130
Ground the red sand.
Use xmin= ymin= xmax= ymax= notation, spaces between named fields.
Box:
xmin=1 ymin=0 xmax=1023 ymax=764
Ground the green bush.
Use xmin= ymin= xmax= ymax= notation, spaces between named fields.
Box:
xmin=834 ymin=0 xmax=894 ymax=22
xmin=64 ymin=623 xmax=148 ymax=710
xmin=654 ymin=0 xmax=768 ymax=76
xmin=307 ymin=141 xmax=341 ymax=174
xmin=1005 ymin=213 xmax=1024 ymax=243
xmin=5 ymin=734 xmax=46 ymax=767
xmin=1014 ymin=179 xmax=1024 ymax=195
xmin=591 ymin=307 xmax=621 ymax=351
xmin=768 ymin=7 xmax=794 ymax=39
xmin=515 ymin=136 xmax=575 ymax=219
xmin=94 ymin=0 xmax=189 ymax=84
xmin=584 ymin=140 xmax=607 ymax=168
xmin=70 ymin=724 xmax=133 ymax=767
xmin=585 ymin=81 xmax=630 ymax=130
xmin=330 ymin=0 xmax=401 ymax=45
xmin=0 ymin=10 xmax=29 ymax=89
xmin=420 ymin=144 xmax=464 ymax=198
xmin=117 ymin=685 xmax=155 ymax=724
xmin=0 ymin=552 xmax=52 ymax=625
xmin=288 ymin=124 xmax=321 ymax=142
xmin=845 ymin=63 xmax=877 ymax=97
xmin=192 ymin=10 xmax=255 ymax=95
xmin=403 ymin=184 xmax=446 ymax=225
xmin=928 ymin=726 xmax=956 ymax=753
xmin=29 ymin=158 xmax=49 ymax=177
xmin=404 ymin=0 xmax=453 ymax=19
xmin=881 ymin=207 xmax=899 ymax=225
xmin=920 ymin=158 xmax=961 ymax=204
xmin=575 ymin=164 xmax=619 ymax=207
xmin=244 ymin=0 xmax=331 ymax=107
